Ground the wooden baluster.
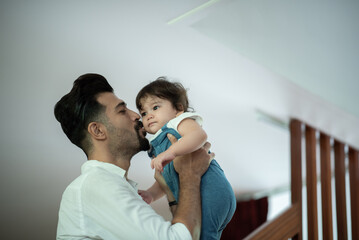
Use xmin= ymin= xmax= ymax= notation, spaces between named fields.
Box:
xmin=306 ymin=126 xmax=318 ymax=240
xmin=334 ymin=141 xmax=348 ymax=240
xmin=291 ymin=119 xmax=303 ymax=240
xmin=349 ymin=147 xmax=359 ymax=239
xmin=320 ymin=133 xmax=333 ymax=240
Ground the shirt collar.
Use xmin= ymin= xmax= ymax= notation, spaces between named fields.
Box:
xmin=81 ymin=160 xmax=138 ymax=188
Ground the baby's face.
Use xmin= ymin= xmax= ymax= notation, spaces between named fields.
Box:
xmin=139 ymin=96 xmax=179 ymax=134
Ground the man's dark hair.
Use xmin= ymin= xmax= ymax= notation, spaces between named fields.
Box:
xmin=136 ymin=77 xmax=190 ymax=112
xmin=54 ymin=73 xmax=113 ymax=156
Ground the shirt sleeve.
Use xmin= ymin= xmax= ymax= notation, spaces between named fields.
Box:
xmin=81 ymin=171 xmax=192 ymax=240
xmin=167 ymin=112 xmax=203 ymax=131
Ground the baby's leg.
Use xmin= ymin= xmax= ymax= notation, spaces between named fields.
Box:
xmin=200 ymin=161 xmax=237 ymax=240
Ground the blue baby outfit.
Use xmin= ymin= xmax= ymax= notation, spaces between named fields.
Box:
xmin=148 ymin=112 xmax=236 ymax=240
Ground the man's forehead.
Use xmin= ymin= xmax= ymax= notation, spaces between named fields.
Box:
xmin=97 ymin=92 xmax=125 ymax=109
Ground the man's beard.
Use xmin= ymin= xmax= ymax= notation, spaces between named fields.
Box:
xmin=134 ymin=121 xmax=150 ymax=151
xmin=107 ymin=121 xmax=150 ymax=158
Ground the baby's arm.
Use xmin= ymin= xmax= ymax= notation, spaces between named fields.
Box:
xmin=138 ymin=181 xmax=165 ymax=204
xmin=151 ymin=118 xmax=207 ymax=171
xmin=171 ymin=118 xmax=208 ymax=156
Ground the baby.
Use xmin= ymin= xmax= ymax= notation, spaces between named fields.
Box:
xmin=136 ymin=77 xmax=236 ymax=240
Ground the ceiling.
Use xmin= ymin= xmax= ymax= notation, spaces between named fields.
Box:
xmin=191 ymin=0 xmax=359 ymax=117
xmin=1 ymin=0 xmax=358 ymax=238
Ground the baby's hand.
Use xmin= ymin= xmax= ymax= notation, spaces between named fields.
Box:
xmin=151 ymin=151 xmax=176 ymax=172
xmin=138 ymin=190 xmax=153 ymax=204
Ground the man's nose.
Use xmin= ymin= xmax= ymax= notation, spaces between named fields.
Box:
xmin=129 ymin=109 xmax=140 ymax=121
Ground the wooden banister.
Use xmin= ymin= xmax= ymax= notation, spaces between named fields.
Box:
xmin=244 ymin=204 xmax=301 ymax=240
xmin=290 ymin=119 xmax=302 ymax=240
xmin=243 ymin=119 xmax=357 ymax=240
xmin=320 ymin=133 xmax=333 ymax=240
xmin=305 ymin=126 xmax=318 ymax=240
xmin=349 ymin=148 xmax=359 ymax=239
xmin=334 ymin=141 xmax=348 ymax=240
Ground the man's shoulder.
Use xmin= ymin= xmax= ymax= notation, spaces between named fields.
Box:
xmin=61 ymin=171 xmax=90 ymax=198
xmin=60 ymin=167 xmax=128 ymax=211
xmin=66 ymin=166 xmax=123 ymax=191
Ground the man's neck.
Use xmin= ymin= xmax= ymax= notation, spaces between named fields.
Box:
xmin=88 ymin=151 xmax=131 ymax=174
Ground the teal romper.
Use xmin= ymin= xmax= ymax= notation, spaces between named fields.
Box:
xmin=148 ymin=113 xmax=236 ymax=240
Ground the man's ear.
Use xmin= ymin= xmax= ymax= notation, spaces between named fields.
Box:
xmin=88 ymin=122 xmax=106 ymax=140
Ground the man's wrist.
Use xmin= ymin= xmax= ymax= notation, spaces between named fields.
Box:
xmin=179 ymin=174 xmax=201 ymax=189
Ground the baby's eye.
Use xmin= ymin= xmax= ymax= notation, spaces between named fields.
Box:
xmin=141 ymin=112 xmax=147 ymax=117
xmin=153 ymin=106 xmax=159 ymax=110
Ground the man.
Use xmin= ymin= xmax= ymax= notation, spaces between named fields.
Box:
xmin=54 ymin=73 xmax=213 ymax=240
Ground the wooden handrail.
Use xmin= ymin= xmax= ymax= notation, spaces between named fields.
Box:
xmin=244 ymin=204 xmax=301 ymax=240
xmin=243 ymin=119 xmax=359 ymax=240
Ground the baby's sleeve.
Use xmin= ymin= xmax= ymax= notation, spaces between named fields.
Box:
xmin=167 ymin=112 xmax=203 ymax=131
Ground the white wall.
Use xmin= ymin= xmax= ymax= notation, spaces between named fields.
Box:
xmin=268 ymin=174 xmax=353 ymax=239
xmin=1 ymin=1 xmax=358 ymax=239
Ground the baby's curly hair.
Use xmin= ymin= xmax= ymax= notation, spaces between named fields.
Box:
xmin=136 ymin=77 xmax=190 ymax=112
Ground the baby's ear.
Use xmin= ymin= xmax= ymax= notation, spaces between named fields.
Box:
xmin=176 ymin=104 xmax=184 ymax=115
xmin=178 ymin=103 xmax=184 ymax=110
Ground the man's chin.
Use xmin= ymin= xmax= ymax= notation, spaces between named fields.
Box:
xmin=140 ymin=129 xmax=147 ymax=138
xmin=136 ymin=130 xmax=150 ymax=151
xmin=134 ymin=123 xmax=150 ymax=151
xmin=139 ymin=138 xmax=150 ymax=151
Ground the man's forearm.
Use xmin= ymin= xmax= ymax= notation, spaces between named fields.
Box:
xmin=171 ymin=174 xmax=202 ymax=240
xmin=167 ymin=134 xmax=212 ymax=240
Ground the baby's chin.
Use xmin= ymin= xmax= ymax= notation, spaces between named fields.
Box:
xmin=145 ymin=128 xmax=158 ymax=135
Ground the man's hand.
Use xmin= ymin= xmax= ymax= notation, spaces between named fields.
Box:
xmin=167 ymin=133 xmax=214 ymax=240
xmin=166 ymin=134 xmax=214 ymax=178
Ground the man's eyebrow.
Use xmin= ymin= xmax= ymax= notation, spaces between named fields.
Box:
xmin=114 ymin=101 xmax=127 ymax=111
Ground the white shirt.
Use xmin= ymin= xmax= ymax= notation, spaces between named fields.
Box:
xmin=56 ymin=160 xmax=191 ymax=240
